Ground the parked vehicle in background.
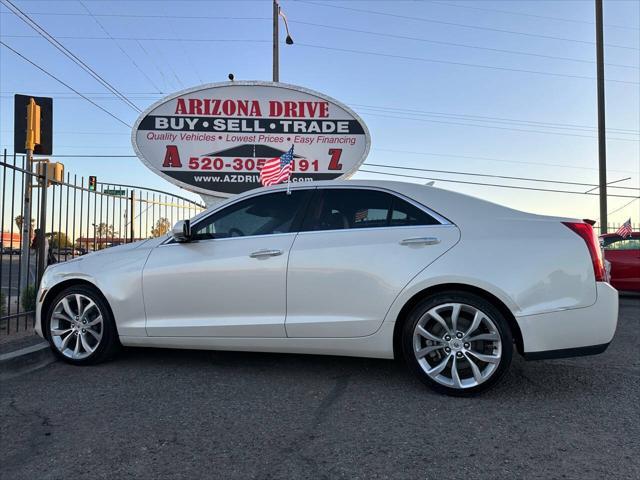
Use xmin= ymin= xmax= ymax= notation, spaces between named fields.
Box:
xmin=600 ymin=232 xmax=640 ymax=292
xmin=56 ymin=247 xmax=81 ymax=256
xmin=35 ymin=180 xmax=619 ymax=395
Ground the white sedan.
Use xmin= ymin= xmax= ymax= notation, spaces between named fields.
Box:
xmin=35 ymin=180 xmax=618 ymax=395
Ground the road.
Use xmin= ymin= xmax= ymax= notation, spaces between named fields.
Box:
xmin=1 ymin=296 xmax=638 ymax=480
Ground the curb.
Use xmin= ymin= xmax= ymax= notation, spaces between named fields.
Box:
xmin=0 ymin=342 xmax=55 ymax=379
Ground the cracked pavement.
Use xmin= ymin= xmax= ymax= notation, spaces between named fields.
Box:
xmin=1 ymin=296 xmax=638 ymax=479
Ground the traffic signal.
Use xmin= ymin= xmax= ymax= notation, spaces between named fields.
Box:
xmin=88 ymin=176 xmax=97 ymax=191
xmin=14 ymin=94 xmax=53 ymax=155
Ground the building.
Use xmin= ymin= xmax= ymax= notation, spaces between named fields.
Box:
xmin=1 ymin=231 xmax=21 ymax=249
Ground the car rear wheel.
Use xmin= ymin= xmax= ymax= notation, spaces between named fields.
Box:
xmin=45 ymin=285 xmax=119 ymax=365
xmin=402 ymin=292 xmax=513 ymax=396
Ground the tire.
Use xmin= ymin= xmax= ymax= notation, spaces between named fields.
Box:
xmin=44 ymin=284 xmax=120 ymax=365
xmin=402 ymin=291 xmax=513 ymax=396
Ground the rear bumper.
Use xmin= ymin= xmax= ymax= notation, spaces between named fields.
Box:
xmin=522 ymin=342 xmax=609 ymax=361
xmin=516 ymin=282 xmax=618 ymax=359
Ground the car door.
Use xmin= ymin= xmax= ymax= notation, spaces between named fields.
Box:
xmin=143 ymin=189 xmax=313 ymax=337
xmin=604 ymin=236 xmax=640 ymax=291
xmin=285 ymin=187 xmax=460 ymax=338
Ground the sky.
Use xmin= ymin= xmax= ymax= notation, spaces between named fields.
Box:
xmin=1 ymin=0 xmax=639 ymax=227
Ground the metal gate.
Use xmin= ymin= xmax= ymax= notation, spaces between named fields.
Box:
xmin=0 ymin=150 xmax=205 ymax=335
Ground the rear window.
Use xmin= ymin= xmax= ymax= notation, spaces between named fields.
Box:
xmin=603 ymin=238 xmax=640 ymax=250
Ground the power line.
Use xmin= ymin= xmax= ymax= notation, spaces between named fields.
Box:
xmin=373 ymin=148 xmax=638 ymax=175
xmin=431 ymin=1 xmax=640 ymax=31
xmin=2 ymin=33 xmax=272 ymax=44
xmin=9 ymin=32 xmax=636 ymax=84
xmin=0 ymin=11 xmax=270 ymax=20
xmin=298 ymin=1 xmax=640 ymax=51
xmin=10 ymin=5 xmax=638 ymax=46
xmin=1 ymin=90 xmax=635 ymax=136
xmin=0 ymin=41 xmax=132 ymax=128
xmin=0 ymin=0 xmax=142 ymax=112
xmin=78 ymin=1 xmax=164 ymax=94
xmin=295 ymin=42 xmax=640 ymax=86
xmin=291 ymin=20 xmax=639 ymax=70
xmin=4 ymin=10 xmax=637 ymax=68
xmin=359 ymin=169 xmax=640 ymax=199
xmin=358 ymin=110 xmax=639 ymax=142
xmin=364 ymin=163 xmax=639 ymax=190
xmin=351 ymin=103 xmax=639 ymax=135
xmin=608 ymin=198 xmax=640 ymax=215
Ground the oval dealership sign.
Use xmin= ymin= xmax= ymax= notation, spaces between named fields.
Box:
xmin=132 ymin=81 xmax=371 ymax=197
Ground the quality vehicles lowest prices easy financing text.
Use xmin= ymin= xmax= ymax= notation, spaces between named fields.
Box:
xmin=36 ymin=180 xmax=618 ymax=395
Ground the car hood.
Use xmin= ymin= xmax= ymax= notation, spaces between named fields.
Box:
xmin=80 ymin=236 xmax=166 ymax=258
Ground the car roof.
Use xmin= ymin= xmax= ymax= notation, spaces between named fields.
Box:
xmin=198 ymin=179 xmax=578 ymax=227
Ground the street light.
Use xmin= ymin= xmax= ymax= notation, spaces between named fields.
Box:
xmin=273 ymin=0 xmax=294 ymax=82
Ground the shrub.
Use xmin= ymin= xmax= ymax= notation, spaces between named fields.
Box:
xmin=20 ymin=285 xmax=37 ymax=312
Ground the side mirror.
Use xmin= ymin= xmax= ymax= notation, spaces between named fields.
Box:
xmin=171 ymin=220 xmax=191 ymax=243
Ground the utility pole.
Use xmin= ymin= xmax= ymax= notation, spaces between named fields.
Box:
xmin=595 ymin=0 xmax=607 ymax=234
xmin=272 ymin=0 xmax=293 ymax=83
xmin=272 ymin=0 xmax=279 ymax=82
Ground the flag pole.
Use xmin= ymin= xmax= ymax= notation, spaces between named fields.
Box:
xmin=287 ymin=143 xmax=293 ymax=195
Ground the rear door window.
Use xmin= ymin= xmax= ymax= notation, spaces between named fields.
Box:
xmin=302 ymin=188 xmax=439 ymax=231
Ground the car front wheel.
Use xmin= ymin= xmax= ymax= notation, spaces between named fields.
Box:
xmin=45 ymin=285 xmax=119 ymax=365
xmin=402 ymin=292 xmax=513 ymax=396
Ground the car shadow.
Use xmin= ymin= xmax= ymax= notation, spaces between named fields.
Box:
xmin=112 ymin=345 xmax=632 ymax=402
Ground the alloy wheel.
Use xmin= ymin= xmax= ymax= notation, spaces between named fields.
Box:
xmin=412 ymin=303 xmax=502 ymax=389
xmin=50 ymin=293 xmax=104 ymax=360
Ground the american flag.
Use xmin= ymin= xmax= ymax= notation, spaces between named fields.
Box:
xmin=354 ymin=209 xmax=368 ymax=222
xmin=615 ymin=218 xmax=632 ymax=238
xmin=260 ymin=145 xmax=294 ymax=187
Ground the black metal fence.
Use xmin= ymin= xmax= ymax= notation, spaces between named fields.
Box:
xmin=0 ymin=150 xmax=205 ymax=335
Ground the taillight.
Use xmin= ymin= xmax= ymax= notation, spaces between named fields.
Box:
xmin=562 ymin=222 xmax=605 ymax=282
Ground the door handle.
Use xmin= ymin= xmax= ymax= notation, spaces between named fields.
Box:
xmin=249 ymin=249 xmax=284 ymax=258
xmin=400 ymin=237 xmax=440 ymax=246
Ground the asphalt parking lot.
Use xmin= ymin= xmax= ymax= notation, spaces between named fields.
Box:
xmin=1 ymin=296 xmax=638 ymax=480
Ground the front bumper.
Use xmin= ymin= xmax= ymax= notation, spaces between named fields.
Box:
xmin=516 ymin=282 xmax=618 ymax=359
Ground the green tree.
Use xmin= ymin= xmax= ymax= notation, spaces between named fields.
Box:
xmin=151 ymin=217 xmax=171 ymax=238
xmin=0 ymin=290 xmax=6 ymax=317
xmin=14 ymin=215 xmax=35 ymax=231
xmin=47 ymin=232 xmax=72 ymax=248
xmin=21 ymin=285 xmax=36 ymax=312
xmin=94 ymin=223 xmax=117 ymax=237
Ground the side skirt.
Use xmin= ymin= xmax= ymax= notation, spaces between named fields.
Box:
xmin=118 ymin=322 xmax=395 ymax=360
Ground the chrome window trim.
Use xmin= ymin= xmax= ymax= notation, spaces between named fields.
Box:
xmin=307 ymin=184 xmax=452 ymax=226
xmin=162 ymin=184 xmax=453 ymax=245
xmin=160 ymin=231 xmax=297 ymax=247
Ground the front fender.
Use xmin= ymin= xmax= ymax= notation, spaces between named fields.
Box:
xmin=37 ymin=246 xmax=152 ymax=338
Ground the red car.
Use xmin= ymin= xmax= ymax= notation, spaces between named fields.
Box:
xmin=600 ymin=232 xmax=640 ymax=292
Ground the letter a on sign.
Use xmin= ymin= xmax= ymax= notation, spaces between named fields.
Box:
xmin=163 ymin=145 xmax=182 ymax=168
